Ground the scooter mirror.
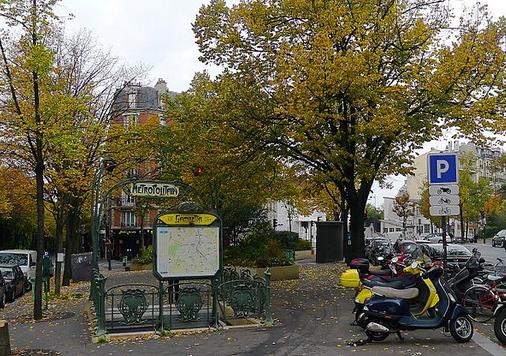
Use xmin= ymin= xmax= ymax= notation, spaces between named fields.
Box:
xmin=377 ymin=256 xmax=384 ymax=261
xmin=392 ymin=256 xmax=398 ymax=263
xmin=411 ymin=261 xmax=418 ymax=269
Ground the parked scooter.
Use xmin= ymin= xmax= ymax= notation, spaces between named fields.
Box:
xmin=342 ymin=257 xmax=438 ymax=322
xmin=357 ymin=263 xmax=474 ymax=343
xmin=448 ymin=249 xmax=485 ymax=302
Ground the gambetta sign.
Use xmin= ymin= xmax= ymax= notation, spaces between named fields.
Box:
xmin=129 ymin=182 xmax=179 ymax=198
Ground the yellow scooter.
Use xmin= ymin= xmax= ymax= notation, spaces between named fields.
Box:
xmin=340 ymin=258 xmax=439 ymax=321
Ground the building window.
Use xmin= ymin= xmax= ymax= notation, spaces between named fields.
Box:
xmin=126 ymin=168 xmax=138 ymax=178
xmin=424 ymin=224 xmax=430 ymax=233
xmin=395 ymin=228 xmax=402 ymax=232
xmin=121 ymin=191 xmax=134 ymax=206
xmin=122 ymin=211 xmax=136 ymax=227
xmin=123 ymin=114 xmax=138 ymax=128
xmin=383 ymin=228 xmax=388 ymax=233
xmin=128 ymin=93 xmax=136 ymax=109
xmin=389 ymin=228 xmax=394 ymax=232
xmin=159 ymin=114 xmax=167 ymax=126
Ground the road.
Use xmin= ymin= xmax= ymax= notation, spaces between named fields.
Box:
xmin=463 ymin=242 xmax=506 ymax=266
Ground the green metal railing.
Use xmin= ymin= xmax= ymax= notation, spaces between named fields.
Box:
xmin=91 ymin=268 xmax=107 ymax=336
xmin=90 ymin=267 xmax=273 ymax=335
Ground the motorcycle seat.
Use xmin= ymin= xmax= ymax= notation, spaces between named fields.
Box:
xmin=371 ymin=286 xmax=419 ymax=299
xmin=363 ymin=279 xmax=414 ymax=289
xmin=369 ymin=269 xmax=391 ymax=276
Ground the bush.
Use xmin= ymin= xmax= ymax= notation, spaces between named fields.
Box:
xmin=223 ymin=223 xmax=315 ymax=267
xmin=133 ymin=245 xmax=153 ymax=265
xmin=294 ymin=239 xmax=312 ymax=251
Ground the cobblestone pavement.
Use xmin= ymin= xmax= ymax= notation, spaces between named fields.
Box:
xmin=2 ymin=262 xmax=504 ymax=355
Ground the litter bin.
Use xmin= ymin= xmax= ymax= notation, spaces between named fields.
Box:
xmin=71 ymin=252 xmax=92 ymax=282
xmin=315 ymin=221 xmax=343 ymax=263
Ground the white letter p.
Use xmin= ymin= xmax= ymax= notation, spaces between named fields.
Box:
xmin=436 ymin=160 xmax=449 ymax=178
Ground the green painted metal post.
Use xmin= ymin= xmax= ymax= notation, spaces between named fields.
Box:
xmin=212 ymin=277 xmax=219 ymax=328
xmin=96 ymin=273 xmax=106 ymax=336
xmin=158 ymin=280 xmax=165 ymax=333
xmin=264 ymin=269 xmax=273 ymax=326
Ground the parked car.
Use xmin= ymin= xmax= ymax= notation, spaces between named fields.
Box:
xmin=492 ymin=230 xmax=506 ymax=247
xmin=0 ymin=250 xmax=36 ymax=287
xmin=422 ymin=243 xmax=472 ymax=267
xmin=0 ymin=264 xmax=27 ymax=302
xmin=0 ymin=274 xmax=6 ymax=308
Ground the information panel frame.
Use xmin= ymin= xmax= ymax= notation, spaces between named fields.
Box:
xmin=152 ymin=211 xmax=223 ymax=281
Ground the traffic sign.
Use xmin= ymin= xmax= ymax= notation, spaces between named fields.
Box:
xmin=428 ymin=184 xmax=459 ymax=196
xmin=429 ymin=195 xmax=460 ymax=206
xmin=429 ymin=205 xmax=460 ymax=216
xmin=428 ymin=153 xmax=458 ymax=185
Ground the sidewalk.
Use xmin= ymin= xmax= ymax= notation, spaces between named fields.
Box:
xmin=3 ymin=263 xmax=504 ymax=355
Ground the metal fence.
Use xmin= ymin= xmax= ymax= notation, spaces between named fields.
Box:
xmin=90 ymin=267 xmax=272 ymax=335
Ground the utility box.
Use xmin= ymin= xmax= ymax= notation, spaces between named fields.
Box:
xmin=316 ymin=222 xmax=343 ymax=263
xmin=71 ymin=252 xmax=92 ymax=282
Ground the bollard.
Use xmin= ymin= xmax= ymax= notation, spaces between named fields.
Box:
xmin=0 ymin=320 xmax=11 ymax=356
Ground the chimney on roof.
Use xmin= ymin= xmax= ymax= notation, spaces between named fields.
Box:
xmin=155 ymin=78 xmax=168 ymax=94
xmin=454 ymin=141 xmax=459 ymax=151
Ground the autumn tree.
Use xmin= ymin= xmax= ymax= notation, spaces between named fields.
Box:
xmin=193 ymin=0 xmax=506 ymax=258
xmin=458 ymin=152 xmax=492 ymax=241
xmin=0 ymin=0 xmax=62 ymax=319
xmin=393 ymin=192 xmax=414 ymax=239
xmin=161 ymin=73 xmax=303 ymax=242
xmin=41 ymin=31 xmax=140 ymax=289
xmin=0 ymin=167 xmax=38 ymax=249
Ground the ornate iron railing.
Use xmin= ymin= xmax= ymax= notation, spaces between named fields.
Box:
xmin=159 ymin=281 xmax=216 ymax=330
xmin=90 ymin=267 xmax=272 ymax=335
xmin=104 ymin=283 xmax=160 ymax=332
xmin=218 ymin=267 xmax=272 ymax=325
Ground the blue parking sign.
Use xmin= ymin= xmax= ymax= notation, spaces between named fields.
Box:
xmin=428 ymin=153 xmax=458 ymax=184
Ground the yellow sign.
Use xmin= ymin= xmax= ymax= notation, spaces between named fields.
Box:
xmin=159 ymin=214 xmax=217 ymax=226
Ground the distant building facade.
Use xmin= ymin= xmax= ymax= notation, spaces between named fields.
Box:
xmin=266 ymin=201 xmax=326 ymax=246
xmin=107 ymin=79 xmax=176 ymax=259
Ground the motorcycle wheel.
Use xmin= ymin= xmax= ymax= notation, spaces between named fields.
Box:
xmin=449 ymin=315 xmax=474 ymax=343
xmin=493 ymin=308 xmax=506 ymax=345
xmin=365 ymin=330 xmax=389 ymax=342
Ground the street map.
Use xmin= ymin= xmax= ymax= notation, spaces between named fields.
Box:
xmin=156 ymin=226 xmax=220 ymax=278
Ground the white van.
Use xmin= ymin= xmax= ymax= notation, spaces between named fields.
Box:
xmin=0 ymin=250 xmax=37 ymax=280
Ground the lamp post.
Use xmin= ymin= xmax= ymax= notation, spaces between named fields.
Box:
xmin=91 ymin=158 xmax=117 ymax=269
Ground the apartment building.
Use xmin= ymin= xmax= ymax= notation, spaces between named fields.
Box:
xmin=106 ymin=79 xmax=176 ymax=259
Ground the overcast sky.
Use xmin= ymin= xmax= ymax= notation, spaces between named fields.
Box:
xmin=58 ymin=0 xmax=506 ymax=207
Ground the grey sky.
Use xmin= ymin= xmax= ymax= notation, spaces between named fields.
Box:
xmin=58 ymin=0 xmax=506 ymax=207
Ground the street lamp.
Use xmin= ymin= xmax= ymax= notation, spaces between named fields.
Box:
xmin=91 ymin=158 xmax=117 ymax=269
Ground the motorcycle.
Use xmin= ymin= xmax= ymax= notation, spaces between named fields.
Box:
xmin=357 ymin=262 xmax=474 ymax=343
xmin=342 ymin=257 xmax=438 ymax=322
xmin=448 ymin=249 xmax=485 ymax=302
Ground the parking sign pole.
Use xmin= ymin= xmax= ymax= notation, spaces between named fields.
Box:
xmin=441 ymin=216 xmax=448 ymax=271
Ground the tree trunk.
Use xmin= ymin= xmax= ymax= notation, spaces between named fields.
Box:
xmin=62 ymin=206 xmax=78 ymax=286
xmin=459 ymin=202 xmax=465 ymax=242
xmin=54 ymin=209 xmax=65 ymax=295
xmin=340 ymin=205 xmax=350 ymax=263
xmin=349 ymin=198 xmax=366 ymax=259
xmin=33 ymin=154 xmax=44 ymax=320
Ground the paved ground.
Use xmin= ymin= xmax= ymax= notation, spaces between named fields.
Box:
xmin=2 ymin=260 xmax=505 ymax=356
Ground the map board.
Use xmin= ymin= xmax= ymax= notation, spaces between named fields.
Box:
xmin=153 ymin=212 xmax=222 ymax=280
